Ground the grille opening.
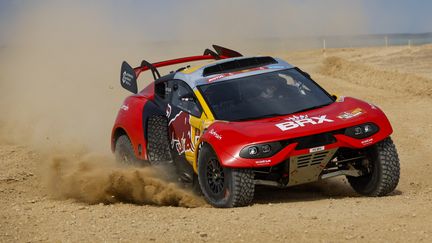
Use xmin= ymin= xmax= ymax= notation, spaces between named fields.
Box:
xmin=295 ymin=150 xmax=332 ymax=168
xmin=293 ymin=133 xmax=336 ymax=150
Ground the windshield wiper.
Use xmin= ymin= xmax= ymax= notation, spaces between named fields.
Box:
xmin=232 ymin=113 xmax=286 ymax=122
xmin=290 ymin=102 xmax=333 ymax=114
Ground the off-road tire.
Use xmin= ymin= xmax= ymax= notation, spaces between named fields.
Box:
xmin=347 ymin=137 xmax=400 ymax=196
xmin=147 ymin=116 xmax=172 ymax=165
xmin=198 ymin=144 xmax=255 ymax=208
xmin=115 ymin=135 xmax=139 ymax=165
xmin=192 ymin=174 xmax=203 ymax=195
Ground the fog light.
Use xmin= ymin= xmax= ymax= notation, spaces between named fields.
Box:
xmin=364 ymin=124 xmax=372 ymax=133
xmin=240 ymin=142 xmax=283 ymax=159
xmin=354 ymin=127 xmax=363 ymax=136
xmin=345 ymin=123 xmax=379 ymax=139
xmin=262 ymin=144 xmax=271 ymax=153
xmin=248 ymin=146 xmax=258 ymax=155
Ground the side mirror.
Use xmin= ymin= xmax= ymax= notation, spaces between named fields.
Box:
xmin=120 ymin=61 xmax=138 ymax=94
xmin=177 ymin=92 xmax=202 ymax=117
xmin=331 ymin=94 xmax=338 ymax=101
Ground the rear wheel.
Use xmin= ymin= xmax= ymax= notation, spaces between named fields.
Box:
xmin=147 ymin=116 xmax=172 ymax=165
xmin=347 ymin=137 xmax=400 ymax=196
xmin=115 ymin=135 xmax=139 ymax=165
xmin=198 ymin=144 xmax=255 ymax=207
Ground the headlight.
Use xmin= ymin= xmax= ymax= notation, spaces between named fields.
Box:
xmin=240 ymin=142 xmax=282 ymax=159
xmin=248 ymin=146 xmax=258 ymax=155
xmin=345 ymin=123 xmax=379 ymax=139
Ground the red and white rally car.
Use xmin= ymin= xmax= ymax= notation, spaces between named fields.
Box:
xmin=112 ymin=45 xmax=400 ymax=207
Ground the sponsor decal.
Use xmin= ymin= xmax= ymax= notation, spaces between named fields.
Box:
xmin=207 ymin=66 xmax=268 ymax=82
xmin=209 ymin=129 xmax=222 ymax=140
xmin=255 ymin=159 xmax=271 ymax=165
xmin=208 ymin=74 xmax=225 ymax=82
xmin=168 ymin=111 xmax=201 ymax=155
xmin=309 ymin=146 xmax=325 ymax=153
xmin=337 ymin=108 xmax=363 ymax=120
xmin=286 ymin=115 xmax=308 ymax=121
xmin=121 ymin=71 xmax=134 ymax=85
xmin=275 ymin=115 xmax=334 ymax=131
xmin=336 ymin=96 xmax=345 ymax=102
xmin=166 ymin=104 xmax=172 ymax=117
xmin=169 ymin=111 xmax=191 ymax=155
xmin=120 ymin=104 xmax=129 ymax=111
xmin=267 ymin=65 xmax=286 ymax=69
xmin=361 ymin=138 xmax=374 ymax=145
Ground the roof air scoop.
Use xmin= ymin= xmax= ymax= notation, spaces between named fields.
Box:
xmin=202 ymin=56 xmax=277 ymax=77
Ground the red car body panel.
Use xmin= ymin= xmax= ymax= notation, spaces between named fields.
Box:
xmin=112 ymin=50 xmax=393 ymax=173
xmin=111 ymin=83 xmax=155 ymax=160
xmin=112 ymin=47 xmax=400 ymax=207
xmin=199 ymin=97 xmax=392 ymax=168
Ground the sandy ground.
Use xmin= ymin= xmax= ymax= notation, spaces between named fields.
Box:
xmin=1 ymin=45 xmax=432 ymax=242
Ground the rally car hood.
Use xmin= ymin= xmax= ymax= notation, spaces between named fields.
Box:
xmin=225 ymin=97 xmax=387 ymax=140
xmin=203 ymin=97 xmax=393 ymax=159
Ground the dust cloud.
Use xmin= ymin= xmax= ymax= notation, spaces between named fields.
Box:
xmin=0 ymin=1 xmax=207 ymax=206
xmin=0 ymin=2 xmax=128 ymax=152
xmin=0 ymin=1 xmax=369 ymax=150
xmin=0 ymin=1 xmax=368 ymax=206
xmin=44 ymin=153 xmax=205 ymax=207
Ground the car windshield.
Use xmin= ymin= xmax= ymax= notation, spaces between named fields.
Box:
xmin=198 ymin=68 xmax=334 ymax=121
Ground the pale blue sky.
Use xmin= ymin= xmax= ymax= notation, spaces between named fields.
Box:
xmin=1 ymin=0 xmax=431 ymax=42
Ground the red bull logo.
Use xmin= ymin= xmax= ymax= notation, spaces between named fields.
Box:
xmin=168 ymin=111 xmax=199 ymax=155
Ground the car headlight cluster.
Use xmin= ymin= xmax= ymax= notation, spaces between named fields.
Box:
xmin=345 ymin=123 xmax=379 ymax=139
xmin=239 ymin=142 xmax=282 ymax=159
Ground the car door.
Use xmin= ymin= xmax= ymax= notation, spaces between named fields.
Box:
xmin=166 ymin=80 xmax=203 ymax=163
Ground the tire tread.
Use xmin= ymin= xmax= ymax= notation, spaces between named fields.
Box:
xmin=373 ymin=137 xmax=400 ymax=196
xmin=348 ymin=137 xmax=400 ymax=196
xmin=231 ymin=169 xmax=255 ymax=207
xmin=147 ymin=116 xmax=172 ymax=164
xmin=198 ymin=144 xmax=255 ymax=208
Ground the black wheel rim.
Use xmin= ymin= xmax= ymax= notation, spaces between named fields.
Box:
xmin=119 ymin=149 xmax=130 ymax=163
xmin=116 ymin=143 xmax=133 ymax=165
xmin=206 ymin=158 xmax=225 ymax=194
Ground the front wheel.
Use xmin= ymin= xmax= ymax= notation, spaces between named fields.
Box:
xmin=347 ymin=137 xmax=400 ymax=196
xmin=197 ymin=144 xmax=255 ymax=208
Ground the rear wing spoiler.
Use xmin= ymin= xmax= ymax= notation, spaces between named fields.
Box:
xmin=120 ymin=45 xmax=242 ymax=93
